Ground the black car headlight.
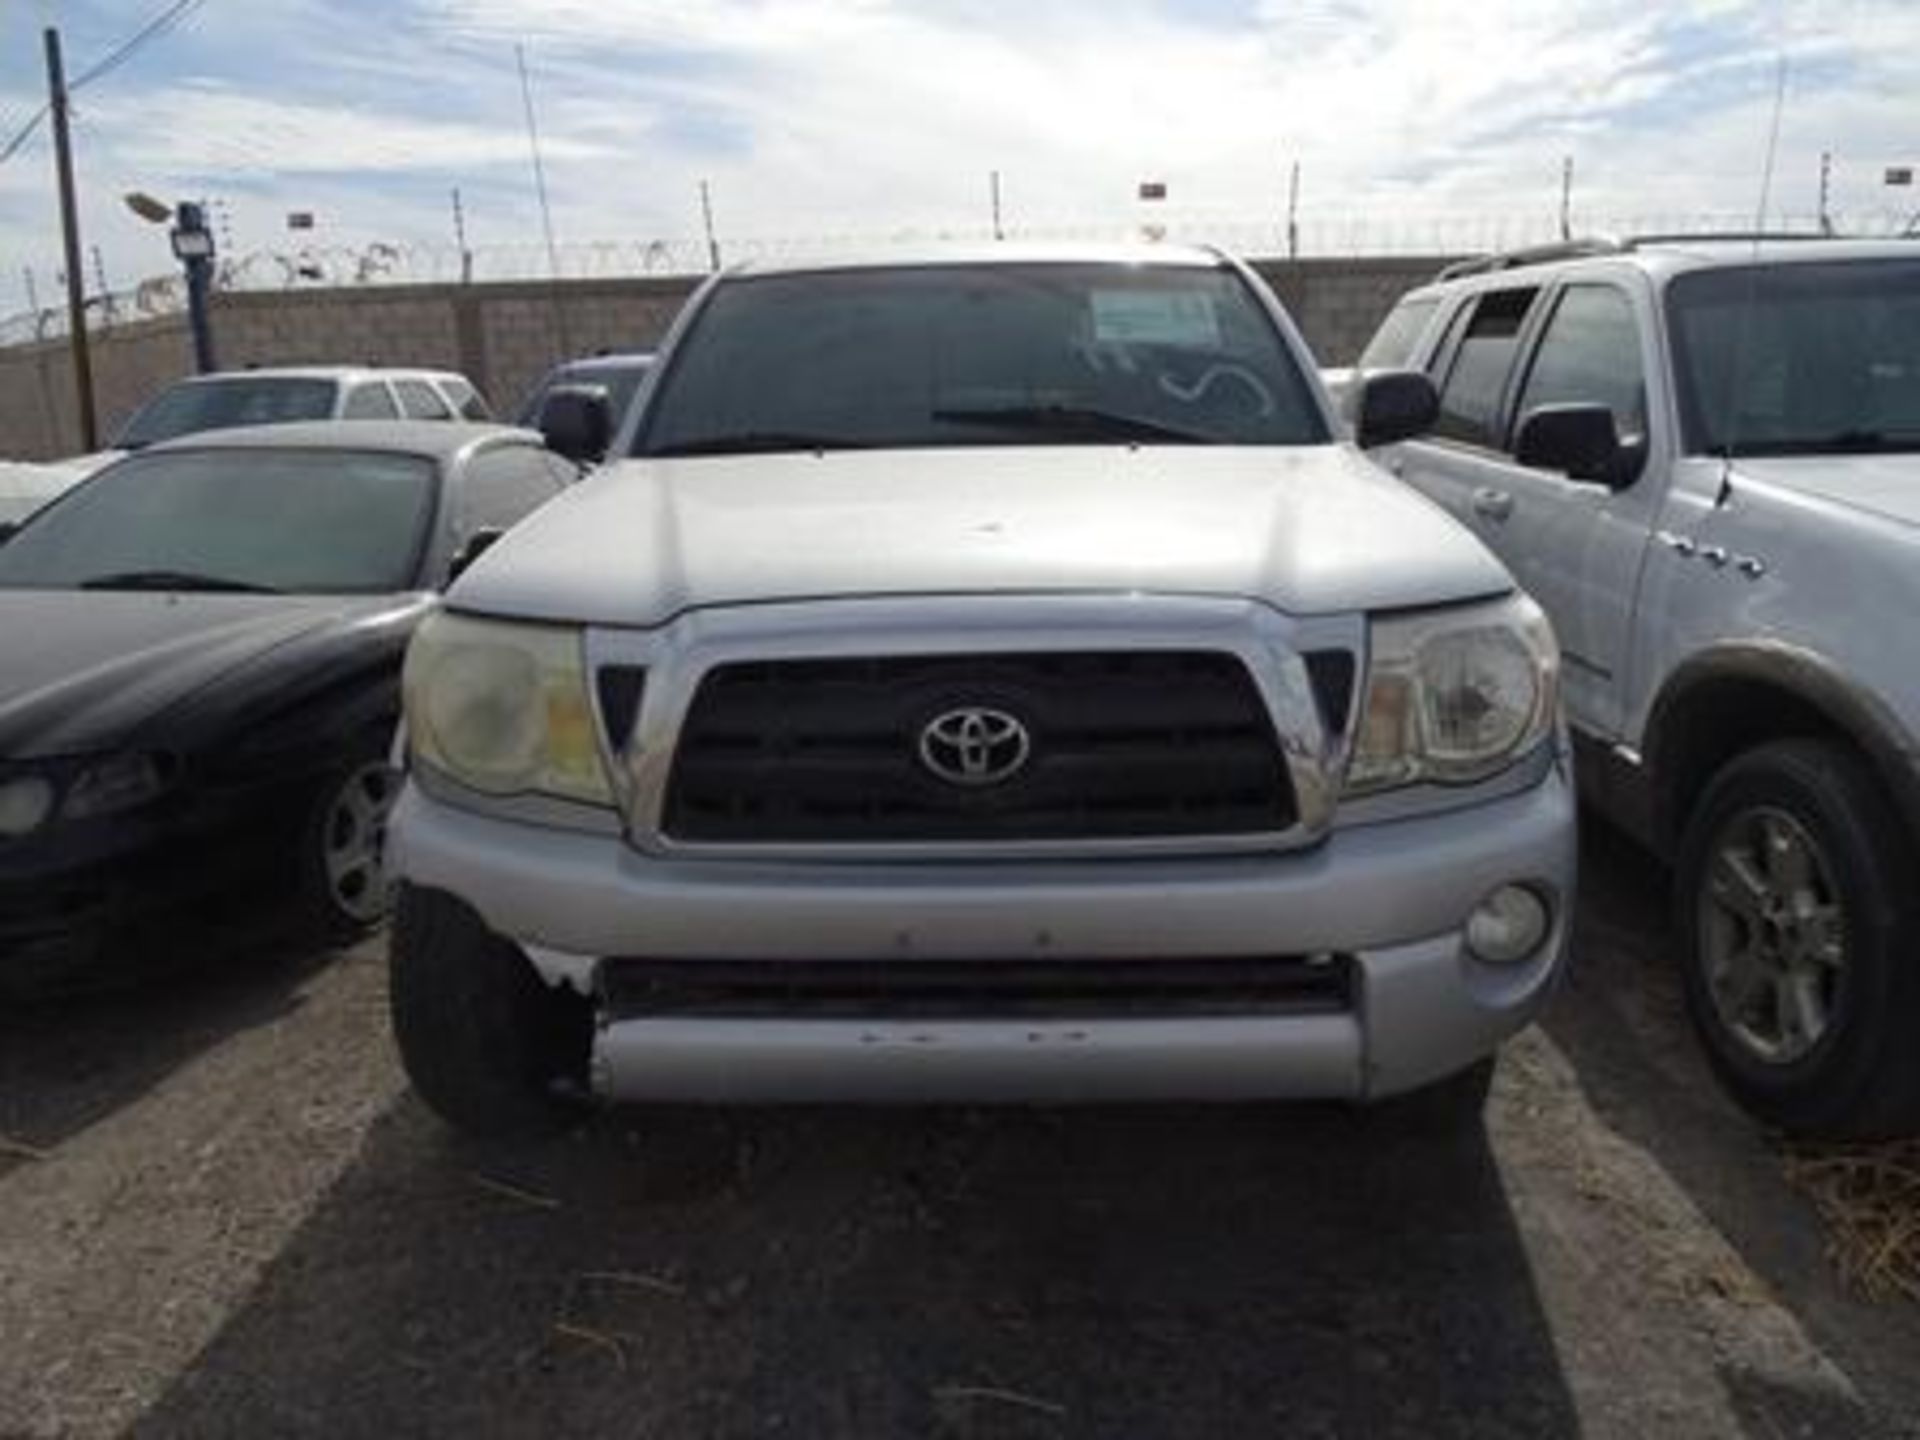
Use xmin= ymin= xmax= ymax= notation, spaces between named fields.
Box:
xmin=0 ymin=775 xmax=57 ymax=837
xmin=63 ymin=753 xmax=172 ymax=820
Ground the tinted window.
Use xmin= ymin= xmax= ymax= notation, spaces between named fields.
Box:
xmin=1358 ymin=296 xmax=1439 ymax=370
xmin=639 ymin=265 xmax=1329 ymax=455
xmin=116 ymin=377 xmax=339 ymax=448
xmin=1668 ymin=259 xmax=1920 ymax=456
xmin=1515 ymin=285 xmax=1647 ymax=443
xmin=442 ymin=377 xmax=493 ymax=421
xmin=342 ymin=382 xmax=400 ymax=419
xmin=460 ymin=445 xmax=569 ymax=531
xmin=0 ymin=450 xmax=436 ymax=593
xmin=1434 ymin=289 xmax=1538 ymax=448
xmin=394 ymin=380 xmax=453 ymax=420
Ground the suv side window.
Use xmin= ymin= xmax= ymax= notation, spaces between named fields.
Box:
xmin=341 ymin=382 xmax=399 ymax=419
xmin=394 ymin=379 xmax=453 ymax=420
xmin=1433 ymin=288 xmax=1539 ymax=448
xmin=1514 ymin=284 xmax=1648 ymax=445
xmin=458 ymin=444 xmax=569 ymax=533
xmin=1358 ymin=296 xmax=1439 ymax=370
xmin=441 ymin=377 xmax=493 ymax=421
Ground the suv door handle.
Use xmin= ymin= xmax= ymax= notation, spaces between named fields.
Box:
xmin=1471 ymin=487 xmax=1514 ymax=522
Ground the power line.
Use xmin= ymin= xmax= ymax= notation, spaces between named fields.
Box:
xmin=69 ymin=0 xmax=208 ymax=92
xmin=0 ymin=103 xmax=49 ymax=164
xmin=0 ymin=0 xmax=208 ymax=167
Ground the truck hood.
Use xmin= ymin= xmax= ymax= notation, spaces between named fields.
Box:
xmin=1737 ymin=454 xmax=1920 ymax=529
xmin=451 ymin=445 xmax=1512 ymax=627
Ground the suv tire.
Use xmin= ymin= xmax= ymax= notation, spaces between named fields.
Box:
xmin=1676 ymin=739 xmax=1920 ymax=1139
xmin=390 ymin=885 xmax=592 ymax=1137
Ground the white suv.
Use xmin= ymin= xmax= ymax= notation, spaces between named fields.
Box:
xmin=1361 ymin=236 xmax=1920 ymax=1138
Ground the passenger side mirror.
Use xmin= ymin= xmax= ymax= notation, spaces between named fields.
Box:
xmin=1354 ymin=370 xmax=1439 ymax=449
xmin=1514 ymin=404 xmax=1624 ymax=486
xmin=447 ymin=527 xmax=505 ymax=585
xmin=538 ymin=384 xmax=613 ymax=464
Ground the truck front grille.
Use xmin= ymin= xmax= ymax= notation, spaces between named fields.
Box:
xmin=662 ymin=650 xmax=1296 ymax=844
xmin=600 ymin=955 xmax=1355 ymax=1019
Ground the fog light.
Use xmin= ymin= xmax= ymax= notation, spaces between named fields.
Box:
xmin=1466 ymin=885 xmax=1550 ymax=965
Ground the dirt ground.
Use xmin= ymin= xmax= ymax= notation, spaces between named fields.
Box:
xmin=3 ymin=822 xmax=1918 ymax=1439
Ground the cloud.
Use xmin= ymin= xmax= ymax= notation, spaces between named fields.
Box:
xmin=2 ymin=0 xmax=1918 ymax=320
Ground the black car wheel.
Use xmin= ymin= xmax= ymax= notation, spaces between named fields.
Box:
xmin=300 ymin=742 xmax=402 ymax=940
xmin=1676 ymin=739 xmax=1920 ymax=1139
xmin=389 ymin=885 xmax=592 ymax=1137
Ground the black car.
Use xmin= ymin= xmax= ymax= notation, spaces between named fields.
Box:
xmin=0 ymin=421 xmax=578 ymax=991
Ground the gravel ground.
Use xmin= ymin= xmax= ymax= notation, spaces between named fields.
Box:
xmin=3 ymin=823 xmax=1917 ymax=1439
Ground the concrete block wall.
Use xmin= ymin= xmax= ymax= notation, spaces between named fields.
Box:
xmin=0 ymin=256 xmax=1449 ymax=460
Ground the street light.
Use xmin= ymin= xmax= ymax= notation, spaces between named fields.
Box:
xmin=123 ymin=191 xmax=217 ymax=374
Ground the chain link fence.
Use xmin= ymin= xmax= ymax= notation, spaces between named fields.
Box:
xmin=5 ymin=208 xmax=1913 ymax=350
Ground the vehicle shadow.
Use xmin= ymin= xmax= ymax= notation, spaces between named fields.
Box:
xmin=1542 ymin=818 xmax=1920 ymax=1416
xmin=0 ymin=926 xmax=352 ymax=1176
xmin=130 ymin=1096 xmax=1577 ymax=1439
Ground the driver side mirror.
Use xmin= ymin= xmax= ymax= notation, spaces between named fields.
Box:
xmin=1514 ymin=404 xmax=1625 ymax=486
xmin=538 ymin=384 xmax=613 ymax=464
xmin=1354 ymin=370 xmax=1440 ymax=449
xmin=446 ymin=527 xmax=504 ymax=586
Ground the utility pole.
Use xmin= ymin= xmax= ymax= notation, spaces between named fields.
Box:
xmin=1817 ymin=150 xmax=1834 ymax=235
xmin=700 ymin=179 xmax=721 ymax=271
xmin=90 ymin=244 xmax=112 ymax=327
xmin=990 ymin=169 xmax=1004 ymax=241
xmin=1286 ymin=159 xmax=1301 ymax=260
xmin=1558 ymin=156 xmax=1574 ymax=242
xmin=451 ymin=186 xmax=473 ymax=283
xmin=45 ymin=27 xmax=97 ymax=450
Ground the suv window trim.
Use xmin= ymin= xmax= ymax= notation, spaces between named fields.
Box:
xmin=1425 ymin=284 xmax=1547 ymax=456
xmin=1505 ymin=277 xmax=1652 ymax=458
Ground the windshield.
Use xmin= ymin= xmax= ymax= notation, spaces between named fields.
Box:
xmin=115 ymin=377 xmax=339 ymax=449
xmin=0 ymin=448 xmax=437 ymax=594
xmin=1667 ymin=258 xmax=1920 ymax=457
xmin=637 ymin=264 xmax=1329 ymax=456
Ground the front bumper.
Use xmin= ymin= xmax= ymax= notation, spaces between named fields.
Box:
xmin=388 ymin=763 xmax=1578 ymax=1102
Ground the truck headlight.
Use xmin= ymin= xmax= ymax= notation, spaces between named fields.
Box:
xmin=403 ymin=611 xmax=613 ymax=806
xmin=1346 ymin=594 xmax=1559 ymax=795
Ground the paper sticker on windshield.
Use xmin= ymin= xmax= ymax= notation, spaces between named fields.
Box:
xmin=1090 ymin=290 xmax=1221 ymax=347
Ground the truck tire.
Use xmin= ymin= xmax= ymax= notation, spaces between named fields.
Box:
xmin=1675 ymin=739 xmax=1920 ymax=1139
xmin=389 ymin=885 xmax=592 ymax=1137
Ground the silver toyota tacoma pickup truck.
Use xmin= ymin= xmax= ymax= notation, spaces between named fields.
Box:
xmin=385 ymin=245 xmax=1576 ymax=1136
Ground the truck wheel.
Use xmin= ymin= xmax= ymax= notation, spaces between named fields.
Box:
xmin=1676 ymin=739 xmax=1920 ymax=1139
xmin=389 ymin=885 xmax=593 ymax=1137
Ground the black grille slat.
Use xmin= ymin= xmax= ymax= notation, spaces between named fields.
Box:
xmin=664 ymin=650 xmax=1300 ymax=843
xmin=600 ymin=955 xmax=1354 ymax=1019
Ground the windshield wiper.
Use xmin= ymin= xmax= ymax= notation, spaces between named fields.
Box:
xmin=931 ymin=404 xmax=1218 ymax=445
xmin=80 ymin=569 xmax=282 ymax=594
xmin=646 ymin=431 xmax=873 ymax=457
xmin=1726 ymin=429 xmax=1920 ymax=457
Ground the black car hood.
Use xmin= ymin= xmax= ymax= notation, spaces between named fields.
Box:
xmin=0 ymin=591 xmax=430 ymax=759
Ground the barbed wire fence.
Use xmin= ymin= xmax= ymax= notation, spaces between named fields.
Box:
xmin=3 ymin=207 xmax=1913 ymax=350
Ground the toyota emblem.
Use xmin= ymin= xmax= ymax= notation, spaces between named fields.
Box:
xmin=918 ymin=706 xmax=1032 ymax=787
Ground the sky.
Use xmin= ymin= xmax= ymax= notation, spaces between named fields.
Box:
xmin=1 ymin=0 xmax=1917 ymax=320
